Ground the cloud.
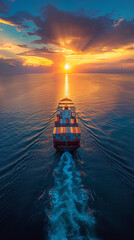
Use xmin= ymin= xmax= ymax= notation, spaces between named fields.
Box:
xmin=21 ymin=55 xmax=53 ymax=67
xmin=0 ymin=4 xmax=134 ymax=73
xmin=0 ymin=11 xmax=34 ymax=29
xmin=18 ymin=47 xmax=65 ymax=72
xmin=120 ymin=58 xmax=134 ymax=63
xmin=0 ymin=57 xmax=52 ymax=75
xmin=1 ymin=5 xmax=134 ymax=54
xmin=126 ymin=46 xmax=134 ymax=50
xmin=7 ymin=11 xmax=33 ymax=25
xmin=0 ymin=0 xmax=10 ymax=14
xmin=114 ymin=18 xmax=124 ymax=27
xmin=18 ymin=46 xmax=57 ymax=55
xmin=0 ymin=42 xmax=64 ymax=72
xmin=25 ymin=4 xmax=134 ymax=54
xmin=0 ymin=17 xmax=17 ymax=26
xmin=0 ymin=43 xmax=30 ymax=56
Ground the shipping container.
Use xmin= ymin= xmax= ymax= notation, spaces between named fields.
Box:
xmin=53 ymin=98 xmax=81 ymax=151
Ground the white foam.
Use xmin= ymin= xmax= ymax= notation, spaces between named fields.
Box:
xmin=48 ymin=152 xmax=97 ymax=240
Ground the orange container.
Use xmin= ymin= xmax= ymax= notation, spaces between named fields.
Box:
xmin=58 ymin=127 xmax=61 ymax=135
xmin=63 ymin=127 xmax=66 ymax=136
xmin=77 ymin=127 xmax=81 ymax=135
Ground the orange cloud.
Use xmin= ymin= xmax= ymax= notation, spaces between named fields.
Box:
xmin=0 ymin=4 xmax=134 ymax=74
xmin=0 ymin=18 xmax=17 ymax=26
xmin=21 ymin=55 xmax=53 ymax=67
xmin=64 ymin=44 xmax=134 ymax=70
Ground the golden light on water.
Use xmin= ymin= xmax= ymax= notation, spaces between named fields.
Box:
xmin=65 ymin=74 xmax=69 ymax=97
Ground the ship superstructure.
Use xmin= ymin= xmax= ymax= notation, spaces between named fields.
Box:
xmin=53 ymin=98 xmax=81 ymax=151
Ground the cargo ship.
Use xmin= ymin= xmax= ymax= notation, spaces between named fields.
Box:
xmin=53 ymin=98 xmax=81 ymax=152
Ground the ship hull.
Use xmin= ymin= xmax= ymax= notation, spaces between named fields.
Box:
xmin=53 ymin=140 xmax=80 ymax=152
xmin=54 ymin=146 xmax=80 ymax=152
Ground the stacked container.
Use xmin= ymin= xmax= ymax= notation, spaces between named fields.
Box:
xmin=53 ymin=98 xmax=81 ymax=151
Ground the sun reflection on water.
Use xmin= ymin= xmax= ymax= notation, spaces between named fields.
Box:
xmin=65 ymin=74 xmax=69 ymax=97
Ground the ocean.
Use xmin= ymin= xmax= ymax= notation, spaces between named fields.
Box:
xmin=0 ymin=73 xmax=134 ymax=240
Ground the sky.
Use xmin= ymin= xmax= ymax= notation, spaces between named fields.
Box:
xmin=0 ymin=0 xmax=134 ymax=74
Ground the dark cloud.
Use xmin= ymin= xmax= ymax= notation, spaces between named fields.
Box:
xmin=120 ymin=58 xmax=134 ymax=63
xmin=127 ymin=46 xmax=134 ymax=50
xmin=29 ymin=4 xmax=114 ymax=52
xmin=8 ymin=11 xmax=33 ymax=24
xmin=16 ymin=44 xmax=28 ymax=48
xmin=0 ymin=0 xmax=10 ymax=14
xmin=1 ymin=5 xmax=134 ymax=54
xmin=26 ymin=5 xmax=134 ymax=53
xmin=0 ymin=10 xmax=34 ymax=29
xmin=18 ymin=46 xmax=56 ymax=55
xmin=0 ymin=58 xmax=52 ymax=75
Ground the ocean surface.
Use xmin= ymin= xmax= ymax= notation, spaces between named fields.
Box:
xmin=0 ymin=73 xmax=134 ymax=240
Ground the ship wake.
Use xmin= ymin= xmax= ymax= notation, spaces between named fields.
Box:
xmin=48 ymin=152 xmax=97 ymax=240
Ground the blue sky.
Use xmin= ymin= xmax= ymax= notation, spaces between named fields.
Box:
xmin=7 ymin=0 xmax=134 ymax=18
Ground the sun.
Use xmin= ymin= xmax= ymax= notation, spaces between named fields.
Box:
xmin=64 ymin=63 xmax=70 ymax=70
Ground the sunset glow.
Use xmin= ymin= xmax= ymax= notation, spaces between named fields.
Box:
xmin=22 ymin=56 xmax=53 ymax=67
xmin=65 ymin=74 xmax=69 ymax=97
xmin=0 ymin=2 xmax=134 ymax=74
xmin=64 ymin=63 xmax=70 ymax=70
xmin=0 ymin=18 xmax=16 ymax=26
